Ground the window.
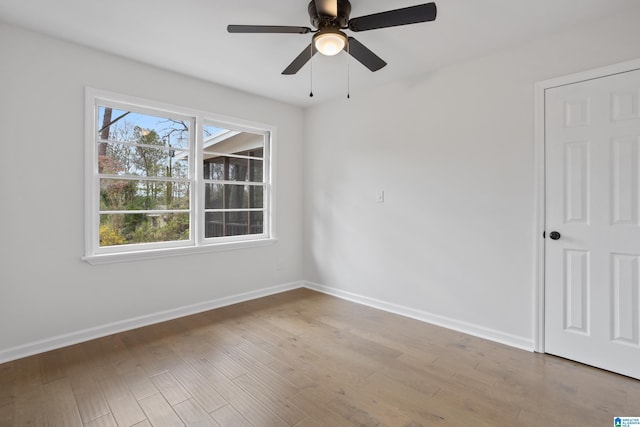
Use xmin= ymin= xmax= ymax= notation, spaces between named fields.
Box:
xmin=84 ymin=89 xmax=274 ymax=263
xmin=202 ymin=125 xmax=265 ymax=239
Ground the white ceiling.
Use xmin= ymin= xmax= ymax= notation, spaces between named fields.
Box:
xmin=1 ymin=0 xmax=638 ymax=107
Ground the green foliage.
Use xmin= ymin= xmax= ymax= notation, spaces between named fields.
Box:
xmin=128 ymin=213 xmax=189 ymax=244
xmin=98 ymin=121 xmax=190 ymax=247
xmin=134 ymin=127 xmax=165 ymax=178
xmin=100 ymin=179 xmax=138 ymax=211
xmin=99 ymin=224 xmax=126 ymax=246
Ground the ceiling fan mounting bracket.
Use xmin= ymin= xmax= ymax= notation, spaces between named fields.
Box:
xmin=308 ymin=0 xmax=352 ymax=29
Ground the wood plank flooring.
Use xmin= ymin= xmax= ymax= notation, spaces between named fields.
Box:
xmin=1 ymin=288 xmax=639 ymax=426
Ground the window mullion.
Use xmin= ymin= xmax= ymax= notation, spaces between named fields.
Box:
xmin=194 ymin=116 xmax=203 ymax=246
xmin=202 ymin=179 xmax=266 ymax=186
xmin=98 ymin=175 xmax=191 ymax=184
xmin=99 ymin=209 xmax=189 ymax=215
xmin=201 ymin=151 xmax=264 ymax=161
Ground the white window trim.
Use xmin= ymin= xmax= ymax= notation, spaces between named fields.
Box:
xmin=83 ymin=88 xmax=277 ymax=265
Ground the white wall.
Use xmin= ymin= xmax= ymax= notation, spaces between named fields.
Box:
xmin=3 ymin=5 xmax=640 ymax=361
xmin=0 ymin=23 xmax=304 ymax=357
xmin=303 ymin=7 xmax=640 ymax=348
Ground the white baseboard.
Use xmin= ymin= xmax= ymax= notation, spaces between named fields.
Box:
xmin=0 ymin=280 xmax=534 ymax=364
xmin=303 ymin=281 xmax=535 ymax=352
xmin=0 ymin=281 xmax=303 ymax=364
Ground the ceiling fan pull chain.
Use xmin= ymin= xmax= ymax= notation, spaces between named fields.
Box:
xmin=309 ymin=44 xmax=314 ymax=97
xmin=346 ymin=41 xmax=350 ymax=99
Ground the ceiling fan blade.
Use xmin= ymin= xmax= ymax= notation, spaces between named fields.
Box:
xmin=314 ymin=0 xmax=338 ymax=17
xmin=348 ymin=3 xmax=437 ymax=32
xmin=227 ymin=25 xmax=311 ymax=34
xmin=347 ymin=37 xmax=386 ymax=72
xmin=282 ymin=43 xmax=318 ymax=75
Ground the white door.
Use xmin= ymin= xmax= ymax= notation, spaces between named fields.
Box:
xmin=545 ymin=68 xmax=640 ymax=379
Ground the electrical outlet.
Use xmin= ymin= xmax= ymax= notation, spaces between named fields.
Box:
xmin=376 ymin=190 xmax=384 ymax=203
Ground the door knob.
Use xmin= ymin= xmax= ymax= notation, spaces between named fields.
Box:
xmin=549 ymin=231 xmax=561 ymax=240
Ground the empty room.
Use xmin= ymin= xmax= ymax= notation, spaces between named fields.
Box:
xmin=1 ymin=0 xmax=640 ymax=425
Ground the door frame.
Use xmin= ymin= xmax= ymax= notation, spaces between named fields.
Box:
xmin=533 ymin=58 xmax=640 ymax=353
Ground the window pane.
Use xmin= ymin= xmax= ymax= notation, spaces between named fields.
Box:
xmin=97 ymin=107 xmax=190 ymax=149
xmin=205 ymin=211 xmax=263 ymax=238
xmin=203 ymin=125 xmax=264 ymax=159
xmin=203 ymin=156 xmax=263 ymax=182
xmin=205 ymin=184 xmax=263 ymax=209
xmin=249 ymin=147 xmax=264 ymax=159
xmin=99 ymin=213 xmax=190 ymax=246
xmin=203 ymin=157 xmax=225 ymax=180
xmin=100 ymin=143 xmax=188 ymax=178
xmin=203 ymin=125 xmax=230 ymax=142
xmin=249 ymin=157 xmax=263 ymax=182
xmin=100 ymin=179 xmax=189 ymax=211
xmin=202 ymin=157 xmax=249 ymax=181
xmin=228 ymin=157 xmax=248 ymax=181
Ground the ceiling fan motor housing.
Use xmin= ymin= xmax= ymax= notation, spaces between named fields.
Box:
xmin=308 ymin=0 xmax=352 ymax=29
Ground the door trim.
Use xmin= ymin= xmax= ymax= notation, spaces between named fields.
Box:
xmin=533 ymin=58 xmax=640 ymax=353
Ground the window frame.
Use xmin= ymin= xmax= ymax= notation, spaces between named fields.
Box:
xmin=200 ymin=120 xmax=270 ymax=245
xmin=83 ymin=88 xmax=276 ymax=264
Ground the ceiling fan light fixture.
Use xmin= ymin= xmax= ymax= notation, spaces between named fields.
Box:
xmin=313 ymin=30 xmax=347 ymax=56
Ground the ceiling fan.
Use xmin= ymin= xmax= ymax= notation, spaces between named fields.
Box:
xmin=228 ymin=0 xmax=437 ymax=75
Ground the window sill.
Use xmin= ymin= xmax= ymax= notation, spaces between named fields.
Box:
xmin=82 ymin=238 xmax=278 ymax=265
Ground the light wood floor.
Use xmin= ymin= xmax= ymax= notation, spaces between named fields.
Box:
xmin=1 ymin=288 xmax=639 ymax=426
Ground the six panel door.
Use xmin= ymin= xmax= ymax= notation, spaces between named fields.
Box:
xmin=545 ymin=68 xmax=640 ymax=379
